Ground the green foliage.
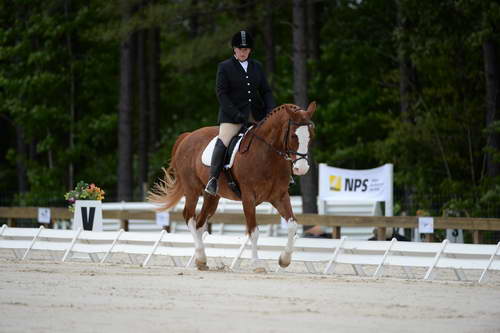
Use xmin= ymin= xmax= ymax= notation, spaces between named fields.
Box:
xmin=0 ymin=0 xmax=499 ymax=222
xmin=0 ymin=0 xmax=119 ymax=204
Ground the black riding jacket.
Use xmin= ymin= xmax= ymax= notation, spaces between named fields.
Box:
xmin=216 ymin=57 xmax=276 ymax=124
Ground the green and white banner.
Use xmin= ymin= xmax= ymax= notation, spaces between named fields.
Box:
xmin=318 ymin=163 xmax=393 ymax=216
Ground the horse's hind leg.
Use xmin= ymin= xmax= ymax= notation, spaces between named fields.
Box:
xmin=241 ymin=193 xmax=266 ymax=272
xmin=185 ymin=194 xmax=208 ymax=270
xmin=271 ymin=193 xmax=298 ymax=268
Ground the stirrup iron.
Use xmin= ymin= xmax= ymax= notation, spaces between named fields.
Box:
xmin=205 ymin=177 xmax=219 ymax=196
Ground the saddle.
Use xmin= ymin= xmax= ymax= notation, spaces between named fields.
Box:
xmin=201 ymin=125 xmax=254 ymax=198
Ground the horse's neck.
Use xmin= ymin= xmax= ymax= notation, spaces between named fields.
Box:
xmin=256 ymin=113 xmax=288 ymax=149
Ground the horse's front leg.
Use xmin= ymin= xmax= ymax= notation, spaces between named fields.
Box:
xmin=271 ymin=193 xmax=298 ymax=268
xmin=242 ymin=194 xmax=266 ymax=272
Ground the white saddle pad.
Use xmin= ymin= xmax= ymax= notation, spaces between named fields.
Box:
xmin=201 ymin=128 xmax=252 ymax=169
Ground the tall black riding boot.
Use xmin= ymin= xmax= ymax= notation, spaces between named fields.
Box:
xmin=205 ymin=138 xmax=227 ymax=196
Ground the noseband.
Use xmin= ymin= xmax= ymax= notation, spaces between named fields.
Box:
xmin=283 ymin=119 xmax=313 ymax=165
xmin=245 ymin=116 xmax=313 ymax=166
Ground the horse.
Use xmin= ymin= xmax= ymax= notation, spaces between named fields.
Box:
xmin=148 ymin=102 xmax=316 ymax=270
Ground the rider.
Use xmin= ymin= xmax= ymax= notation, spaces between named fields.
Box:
xmin=205 ymin=30 xmax=276 ymax=196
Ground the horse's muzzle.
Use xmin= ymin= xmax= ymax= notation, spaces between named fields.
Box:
xmin=293 ymin=162 xmax=309 ymax=175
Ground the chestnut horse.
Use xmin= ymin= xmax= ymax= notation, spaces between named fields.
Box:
xmin=148 ymin=102 xmax=316 ymax=270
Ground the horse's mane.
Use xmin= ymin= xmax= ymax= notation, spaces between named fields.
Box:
xmin=257 ymin=104 xmax=302 ymax=127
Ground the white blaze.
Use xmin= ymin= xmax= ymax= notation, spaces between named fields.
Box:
xmin=293 ymin=125 xmax=310 ymax=175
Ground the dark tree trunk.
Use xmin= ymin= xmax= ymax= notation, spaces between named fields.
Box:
xmin=397 ymin=0 xmax=415 ymax=214
xmin=396 ymin=0 xmax=412 ymax=122
xmin=293 ymin=0 xmax=307 ymax=109
xmin=148 ymin=27 xmax=160 ymax=148
xmin=189 ymin=0 xmax=199 ymax=38
xmin=293 ymin=0 xmax=318 ymax=215
xmin=15 ymin=124 xmax=28 ymax=194
xmin=483 ymin=39 xmax=500 ymax=178
xmin=138 ymin=28 xmax=149 ymax=200
xmin=117 ymin=2 xmax=135 ymax=202
xmin=263 ymin=0 xmax=276 ymax=87
xmin=65 ymin=0 xmax=75 ymax=190
xmin=306 ymin=0 xmax=320 ymax=63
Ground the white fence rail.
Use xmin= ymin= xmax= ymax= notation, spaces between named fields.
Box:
xmin=95 ymin=197 xmax=382 ymax=239
xmin=1 ymin=225 xmax=498 ymax=283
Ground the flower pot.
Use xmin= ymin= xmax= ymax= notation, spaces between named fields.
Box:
xmin=73 ymin=200 xmax=103 ymax=231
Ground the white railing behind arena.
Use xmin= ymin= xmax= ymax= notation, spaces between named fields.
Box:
xmin=1 ymin=225 xmax=499 ymax=283
xmin=99 ymin=197 xmax=381 ymax=239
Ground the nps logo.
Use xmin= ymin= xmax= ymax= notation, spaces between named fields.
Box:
xmin=330 ymin=175 xmax=368 ymax=192
xmin=329 ymin=175 xmax=342 ymax=191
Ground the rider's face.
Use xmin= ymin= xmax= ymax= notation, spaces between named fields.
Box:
xmin=234 ymin=47 xmax=251 ymax=62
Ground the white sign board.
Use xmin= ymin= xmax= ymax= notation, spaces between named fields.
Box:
xmin=156 ymin=211 xmax=170 ymax=227
xmin=38 ymin=208 xmax=51 ymax=224
xmin=318 ymin=163 xmax=393 ymax=216
xmin=73 ymin=200 xmax=103 ymax=232
xmin=418 ymin=217 xmax=434 ymax=234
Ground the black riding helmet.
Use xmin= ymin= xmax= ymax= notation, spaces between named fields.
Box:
xmin=231 ymin=30 xmax=253 ymax=49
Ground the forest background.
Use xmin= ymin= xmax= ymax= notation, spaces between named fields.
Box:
xmin=1 ymin=0 xmax=499 ymax=227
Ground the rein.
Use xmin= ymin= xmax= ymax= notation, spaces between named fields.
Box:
xmin=241 ymin=117 xmax=312 ymax=165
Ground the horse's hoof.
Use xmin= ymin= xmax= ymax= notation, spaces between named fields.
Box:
xmin=253 ymin=267 xmax=267 ymax=274
xmin=278 ymin=253 xmax=291 ymax=268
xmin=195 ymin=259 xmax=209 ymax=271
xmin=196 ymin=263 xmax=209 ymax=271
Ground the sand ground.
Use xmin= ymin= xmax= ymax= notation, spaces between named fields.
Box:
xmin=1 ymin=251 xmax=500 ymax=333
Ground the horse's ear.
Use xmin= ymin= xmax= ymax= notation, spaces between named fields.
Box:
xmin=306 ymin=101 xmax=317 ymax=117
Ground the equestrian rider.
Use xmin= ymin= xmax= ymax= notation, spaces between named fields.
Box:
xmin=205 ymin=30 xmax=276 ymax=196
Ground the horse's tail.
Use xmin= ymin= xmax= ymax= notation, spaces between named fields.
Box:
xmin=147 ymin=132 xmax=190 ymax=212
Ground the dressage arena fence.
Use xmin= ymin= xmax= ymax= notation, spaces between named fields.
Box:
xmin=0 ymin=225 xmax=499 ymax=284
xmin=1 ymin=198 xmax=500 ymax=243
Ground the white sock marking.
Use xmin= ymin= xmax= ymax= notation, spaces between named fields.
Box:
xmin=250 ymin=227 xmax=260 ymax=261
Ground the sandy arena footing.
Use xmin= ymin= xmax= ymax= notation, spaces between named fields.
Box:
xmin=1 ymin=252 xmax=500 ymax=333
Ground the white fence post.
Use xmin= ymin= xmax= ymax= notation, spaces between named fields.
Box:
xmin=142 ymin=230 xmax=166 ymax=267
xmin=0 ymin=224 xmax=7 ymax=236
xmin=424 ymin=239 xmax=449 ymax=280
xmin=373 ymin=238 xmax=397 ymax=279
xmin=479 ymin=241 xmax=500 ymax=284
xmin=323 ymin=236 xmax=347 ymax=275
xmin=101 ymin=229 xmax=124 ymax=264
xmin=62 ymin=228 xmax=83 ymax=262
xmin=230 ymin=235 xmax=250 ymax=270
xmin=22 ymin=226 xmax=44 ymax=260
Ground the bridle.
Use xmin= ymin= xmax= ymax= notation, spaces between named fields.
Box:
xmin=244 ymin=117 xmax=314 ymax=166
